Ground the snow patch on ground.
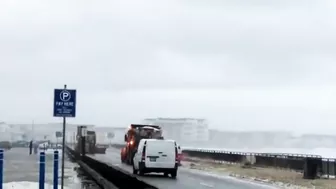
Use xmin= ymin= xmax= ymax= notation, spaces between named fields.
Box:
xmin=180 ymin=166 xmax=280 ymax=189
xmin=43 ymin=149 xmax=63 ymax=155
xmin=3 ymin=181 xmax=70 ymax=189
xmin=228 ymin=173 xmax=310 ymax=189
xmin=182 ymin=162 xmax=311 ymax=189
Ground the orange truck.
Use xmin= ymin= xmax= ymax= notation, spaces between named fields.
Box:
xmin=121 ymin=124 xmax=163 ymax=165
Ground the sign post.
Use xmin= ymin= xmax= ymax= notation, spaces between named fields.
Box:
xmin=53 ymin=85 xmax=76 ymax=189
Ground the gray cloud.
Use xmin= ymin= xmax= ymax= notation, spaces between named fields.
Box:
xmin=1 ymin=0 xmax=336 ymax=133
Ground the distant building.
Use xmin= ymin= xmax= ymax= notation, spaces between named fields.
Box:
xmin=94 ymin=126 xmax=126 ymax=144
xmin=7 ymin=123 xmax=95 ymax=143
xmin=142 ymin=118 xmax=209 ymax=142
xmin=110 ymin=127 xmax=127 ymax=144
xmin=0 ymin=122 xmax=11 ymax=141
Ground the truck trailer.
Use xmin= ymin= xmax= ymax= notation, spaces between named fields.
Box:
xmin=75 ymin=126 xmax=107 ymax=154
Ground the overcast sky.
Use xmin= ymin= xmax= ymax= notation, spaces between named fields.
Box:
xmin=1 ymin=0 xmax=336 ymax=134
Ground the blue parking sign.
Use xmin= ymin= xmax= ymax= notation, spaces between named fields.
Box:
xmin=53 ymin=89 xmax=76 ymax=117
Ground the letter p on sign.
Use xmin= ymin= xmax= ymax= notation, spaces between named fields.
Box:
xmin=60 ymin=90 xmax=71 ymax=102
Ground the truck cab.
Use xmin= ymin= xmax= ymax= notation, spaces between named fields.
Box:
xmin=121 ymin=124 xmax=164 ymax=165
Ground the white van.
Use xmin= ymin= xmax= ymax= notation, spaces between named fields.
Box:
xmin=132 ymin=139 xmax=178 ymax=178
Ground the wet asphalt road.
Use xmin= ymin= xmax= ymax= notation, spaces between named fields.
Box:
xmin=11 ymin=145 xmax=277 ymax=189
xmin=2 ymin=148 xmax=99 ymax=189
xmin=88 ymin=148 xmax=278 ymax=189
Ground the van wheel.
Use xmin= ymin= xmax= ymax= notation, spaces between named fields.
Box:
xmin=170 ymin=169 xmax=177 ymax=179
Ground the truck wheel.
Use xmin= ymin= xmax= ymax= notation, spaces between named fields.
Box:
xmin=132 ymin=163 xmax=138 ymax=174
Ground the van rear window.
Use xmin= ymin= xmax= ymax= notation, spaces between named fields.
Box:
xmin=147 ymin=141 xmax=175 ymax=150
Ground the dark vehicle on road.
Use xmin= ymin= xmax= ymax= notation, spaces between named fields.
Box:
xmin=0 ymin=141 xmax=12 ymax=150
xmin=11 ymin=140 xmax=29 ymax=148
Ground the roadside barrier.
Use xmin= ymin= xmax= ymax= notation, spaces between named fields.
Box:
xmin=65 ymin=145 xmax=158 ymax=189
xmin=182 ymin=148 xmax=336 ymax=179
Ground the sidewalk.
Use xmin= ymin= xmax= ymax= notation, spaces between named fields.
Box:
xmin=2 ymin=148 xmax=79 ymax=187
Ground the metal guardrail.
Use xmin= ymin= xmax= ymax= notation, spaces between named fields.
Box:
xmin=182 ymin=148 xmax=336 ymax=178
xmin=111 ymin=143 xmax=336 ymax=178
xmin=321 ymin=158 xmax=336 ymax=178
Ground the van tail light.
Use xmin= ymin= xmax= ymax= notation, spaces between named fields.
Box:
xmin=175 ymin=146 xmax=178 ymax=162
xmin=141 ymin=149 xmax=145 ymax=161
xmin=141 ymin=143 xmax=147 ymax=161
